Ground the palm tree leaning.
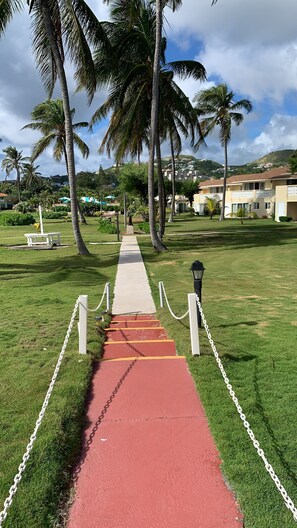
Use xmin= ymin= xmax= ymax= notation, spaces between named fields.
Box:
xmin=26 ymin=0 xmax=106 ymax=254
xmin=1 ymin=146 xmax=29 ymax=201
xmin=194 ymin=84 xmax=252 ymax=220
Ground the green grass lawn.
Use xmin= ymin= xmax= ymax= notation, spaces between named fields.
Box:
xmin=139 ymin=215 xmax=297 ymax=528
xmin=0 ymin=217 xmax=120 ymax=527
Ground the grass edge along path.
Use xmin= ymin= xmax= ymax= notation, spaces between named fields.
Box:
xmin=0 ymin=230 xmax=118 ymax=528
xmin=139 ymin=216 xmax=297 ymax=528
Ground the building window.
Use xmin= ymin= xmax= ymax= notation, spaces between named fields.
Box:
xmin=243 ymin=182 xmax=265 ymax=191
xmin=265 ymin=202 xmax=270 ymax=209
xmin=232 ymin=203 xmax=249 ymax=212
xmin=254 ymin=202 xmax=260 ymax=209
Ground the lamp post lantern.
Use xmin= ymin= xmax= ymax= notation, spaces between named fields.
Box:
xmin=190 ymin=260 xmax=205 ymax=328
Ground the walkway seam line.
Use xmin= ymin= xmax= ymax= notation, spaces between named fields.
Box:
xmin=104 ymin=339 xmax=175 ymax=344
xmin=100 ymin=356 xmax=185 ymax=362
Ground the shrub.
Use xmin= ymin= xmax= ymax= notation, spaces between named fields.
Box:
xmin=42 ymin=211 xmax=67 ymax=219
xmin=97 ymin=218 xmax=117 ymax=234
xmin=0 ymin=212 xmax=35 ymax=226
xmin=136 ymin=221 xmax=150 ymax=234
xmin=52 ymin=206 xmax=68 ymax=212
xmin=134 ymin=206 xmax=149 ymax=221
xmin=279 ymin=216 xmax=292 ymax=222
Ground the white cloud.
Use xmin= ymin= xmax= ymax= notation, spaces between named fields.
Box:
xmin=1 ymin=0 xmax=297 ymax=177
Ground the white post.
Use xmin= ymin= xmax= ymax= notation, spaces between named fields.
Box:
xmin=38 ymin=205 xmax=44 ymax=234
xmin=79 ymin=295 xmax=88 ymax=354
xmin=159 ymin=281 xmax=164 ymax=308
xmin=188 ymin=293 xmax=200 ymax=356
xmin=106 ymin=282 xmax=110 ymax=311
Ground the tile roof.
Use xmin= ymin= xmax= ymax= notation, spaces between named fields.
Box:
xmin=199 ymin=166 xmax=291 ymax=188
xmin=0 ymin=193 xmax=8 ymax=197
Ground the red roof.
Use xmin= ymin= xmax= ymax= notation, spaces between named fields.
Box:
xmin=0 ymin=193 xmax=8 ymax=197
xmin=199 ymin=166 xmax=291 ymax=188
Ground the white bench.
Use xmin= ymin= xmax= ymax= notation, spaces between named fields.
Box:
xmin=24 ymin=232 xmax=61 ymax=248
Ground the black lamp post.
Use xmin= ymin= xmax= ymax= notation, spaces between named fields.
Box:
xmin=190 ymin=260 xmax=205 ymax=327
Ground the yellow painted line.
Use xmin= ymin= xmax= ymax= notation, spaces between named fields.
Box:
xmin=106 ymin=327 xmax=164 ymax=331
xmin=100 ymin=356 xmax=185 ymax=362
xmin=104 ymin=339 xmax=175 ymax=344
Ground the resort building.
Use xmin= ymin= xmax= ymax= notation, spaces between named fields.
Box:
xmin=193 ymin=166 xmax=297 ymax=221
xmin=0 ymin=193 xmax=12 ymax=210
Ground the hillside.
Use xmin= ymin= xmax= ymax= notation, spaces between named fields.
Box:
xmin=251 ymin=149 xmax=294 ymax=166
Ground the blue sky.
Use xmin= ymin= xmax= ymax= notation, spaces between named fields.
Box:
xmin=1 ymin=0 xmax=297 ymax=177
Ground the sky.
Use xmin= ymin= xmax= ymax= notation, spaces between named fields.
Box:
xmin=1 ymin=0 xmax=297 ymax=178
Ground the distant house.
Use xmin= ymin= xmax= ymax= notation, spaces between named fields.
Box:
xmin=0 ymin=193 xmax=12 ymax=210
xmin=193 ymin=166 xmax=297 ymax=221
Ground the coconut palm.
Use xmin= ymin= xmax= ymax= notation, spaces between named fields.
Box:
xmin=22 ymin=99 xmax=89 ymax=166
xmin=21 ymin=161 xmax=43 ymax=190
xmin=194 ymin=84 xmax=252 ymax=220
xmin=0 ymin=0 xmax=23 ymax=34
xmin=25 ymin=0 xmax=106 ymax=254
xmin=94 ymin=0 xmax=205 ymax=248
xmin=1 ymin=146 xmax=29 ymax=201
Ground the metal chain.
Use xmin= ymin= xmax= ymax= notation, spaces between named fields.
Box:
xmin=0 ymin=298 xmax=80 ymax=527
xmin=161 ymin=282 xmax=189 ymax=320
xmin=195 ymin=294 xmax=297 ymax=523
xmin=86 ymin=282 xmax=109 ymax=312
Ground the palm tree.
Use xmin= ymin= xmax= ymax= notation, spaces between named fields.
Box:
xmin=23 ymin=99 xmax=90 ymax=224
xmin=205 ymin=196 xmax=221 ymax=219
xmin=22 ymin=99 xmax=89 ymax=167
xmin=194 ymin=84 xmax=252 ymax=220
xmin=1 ymin=146 xmax=29 ymax=201
xmin=0 ymin=0 xmax=22 ymax=34
xmin=25 ymin=0 xmax=106 ymax=254
xmin=94 ymin=0 xmax=205 ymax=248
xmin=21 ymin=161 xmax=43 ymax=190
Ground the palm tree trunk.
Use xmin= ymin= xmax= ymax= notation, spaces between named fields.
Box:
xmin=156 ymin=134 xmax=165 ymax=238
xmin=168 ymin=136 xmax=176 ymax=223
xmin=220 ymin=140 xmax=228 ymax=221
xmin=147 ymin=0 xmax=166 ymax=252
xmin=40 ymin=1 xmax=89 ymax=254
xmin=16 ymin=167 xmax=21 ymax=202
xmin=63 ymin=143 xmax=87 ymax=225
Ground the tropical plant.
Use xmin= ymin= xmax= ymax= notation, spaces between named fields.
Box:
xmin=194 ymin=83 xmax=252 ymax=220
xmin=180 ymin=180 xmax=198 ymax=208
xmin=289 ymin=150 xmax=297 ymax=174
xmin=1 ymin=146 xmax=29 ymax=201
xmin=21 ymin=161 xmax=44 ymax=190
xmin=24 ymin=0 xmax=106 ymax=254
xmin=22 ymin=99 xmax=89 ymax=164
xmin=93 ymin=0 xmax=206 ymax=249
xmin=204 ymin=196 xmax=221 ymax=219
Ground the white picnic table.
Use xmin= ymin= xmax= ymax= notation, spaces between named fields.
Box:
xmin=24 ymin=232 xmax=61 ymax=248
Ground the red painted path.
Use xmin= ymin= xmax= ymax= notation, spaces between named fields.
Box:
xmin=68 ymin=316 xmax=242 ymax=528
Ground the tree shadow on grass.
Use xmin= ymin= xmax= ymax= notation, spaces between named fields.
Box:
xmin=0 ymin=253 xmax=119 ymax=287
xmin=140 ymin=225 xmax=297 ymax=259
xmin=253 ymin=358 xmax=297 ymax=487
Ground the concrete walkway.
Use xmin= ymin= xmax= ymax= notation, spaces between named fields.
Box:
xmin=112 ymin=235 xmax=156 ymax=315
xmin=67 ymin=235 xmax=242 ymax=528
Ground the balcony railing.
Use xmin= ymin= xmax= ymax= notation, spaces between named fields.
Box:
xmin=288 ymin=186 xmax=297 ymax=197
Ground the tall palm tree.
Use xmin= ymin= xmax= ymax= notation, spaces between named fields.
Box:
xmin=94 ymin=0 xmax=205 ymax=248
xmin=194 ymin=84 xmax=252 ymax=220
xmin=1 ymin=146 xmax=29 ymax=201
xmin=22 ymin=99 xmax=89 ymax=166
xmin=25 ymin=0 xmax=106 ymax=254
